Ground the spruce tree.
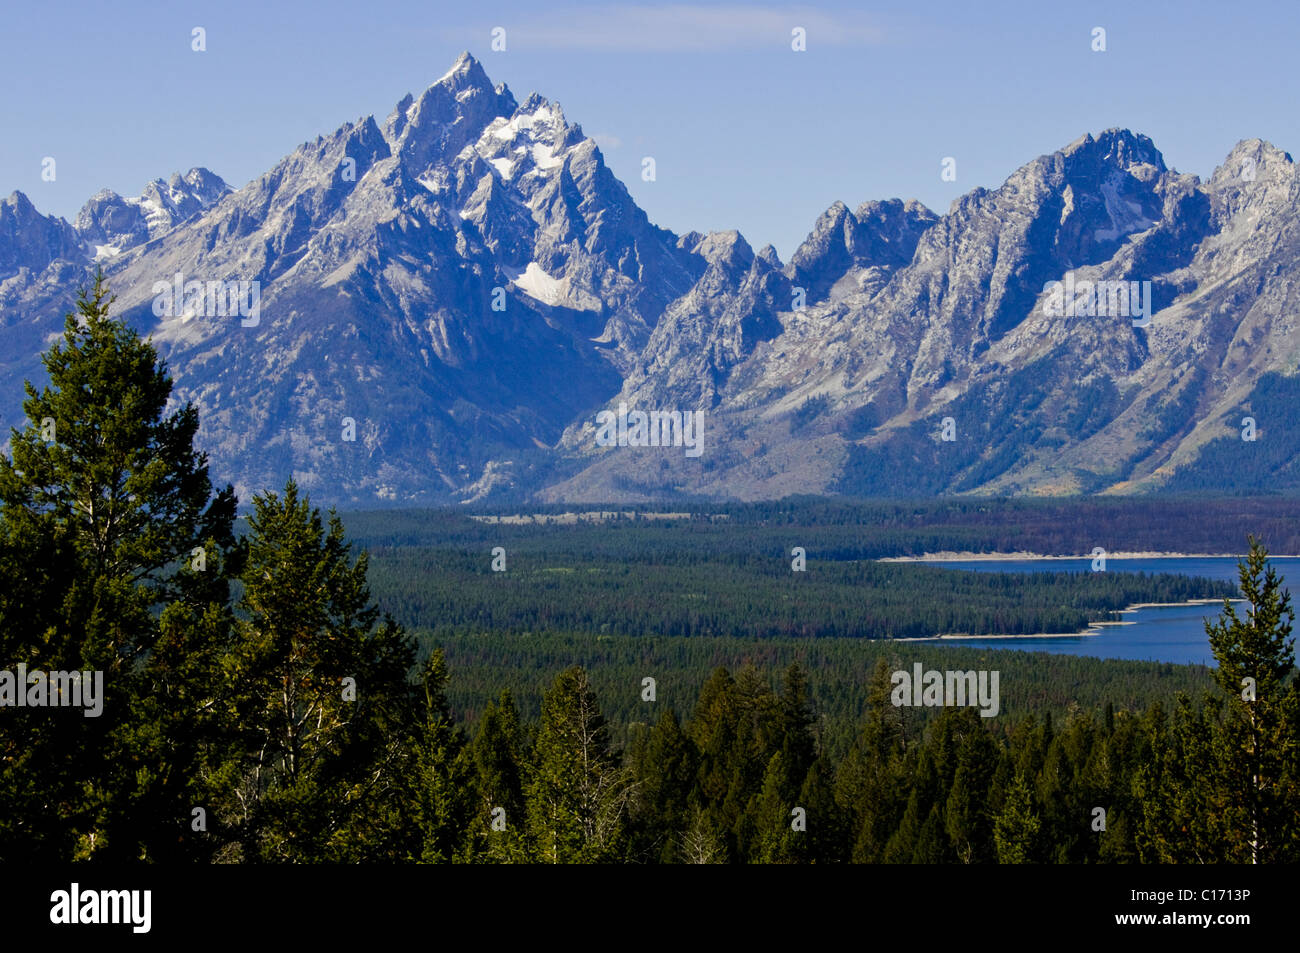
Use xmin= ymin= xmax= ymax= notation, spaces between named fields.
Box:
xmin=750 ymin=751 xmax=799 ymax=863
xmin=993 ymin=772 xmax=1041 ymax=863
xmin=1202 ymin=538 xmax=1300 ymax=862
xmin=626 ymin=708 xmax=698 ymax=863
xmin=526 ymin=666 xmax=627 ymax=863
xmin=0 ymin=271 xmax=237 ymax=861
xmin=219 ymin=480 xmax=415 ymax=862
xmin=462 ymin=688 xmax=530 ymax=862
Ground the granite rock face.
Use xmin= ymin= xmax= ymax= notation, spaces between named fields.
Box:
xmin=1 ymin=56 xmax=1296 ymax=504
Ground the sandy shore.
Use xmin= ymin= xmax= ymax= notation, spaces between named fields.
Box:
xmin=1122 ymin=598 xmax=1237 ymax=610
xmin=877 ymin=551 xmax=1265 ymax=562
xmin=892 ymin=632 xmax=1099 ymax=641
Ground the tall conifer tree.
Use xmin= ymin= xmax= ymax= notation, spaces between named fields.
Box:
xmin=1203 ymin=538 xmax=1300 ymax=862
xmin=220 ymin=480 xmax=415 ymax=862
xmin=526 ymin=666 xmax=627 ymax=862
xmin=0 ymin=272 xmax=237 ymax=860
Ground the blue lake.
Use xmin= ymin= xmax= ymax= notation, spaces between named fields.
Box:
xmin=914 ymin=557 xmax=1300 ymax=667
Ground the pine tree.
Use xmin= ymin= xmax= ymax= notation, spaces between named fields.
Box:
xmin=777 ymin=662 xmax=817 ymax=785
xmin=1097 ymin=808 xmax=1136 ymax=863
xmin=993 ymin=772 xmax=1041 ymax=864
xmin=219 ymin=480 xmax=416 ymax=862
xmin=689 ymin=666 xmax=744 ymax=859
xmin=463 ymin=689 xmax=530 ymax=862
xmin=1131 ymin=700 xmax=1176 ymax=862
xmin=1203 ymin=538 xmax=1300 ymax=862
xmin=944 ymin=708 xmax=998 ymax=863
xmin=750 ymin=751 xmax=800 ymax=863
xmin=838 ymin=658 xmax=907 ymax=863
xmin=797 ymin=755 xmax=847 ymax=863
xmin=882 ymin=788 xmax=926 ymax=863
xmin=691 ymin=667 xmax=741 ymax=808
xmin=526 ymin=666 xmax=629 ymax=862
xmin=626 ymin=708 xmax=698 ymax=863
xmin=0 ymin=272 xmax=237 ymax=861
xmin=406 ymin=649 xmax=470 ymax=863
xmin=911 ymin=803 xmax=948 ymax=864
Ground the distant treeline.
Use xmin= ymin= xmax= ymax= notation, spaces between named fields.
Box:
xmin=346 ymin=506 xmax=1237 ymax=643
xmin=340 ymin=496 xmax=1300 ymax=557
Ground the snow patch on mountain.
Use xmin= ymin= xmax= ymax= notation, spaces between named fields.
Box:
xmin=507 ymin=262 xmax=602 ymax=311
xmin=1095 ymin=170 xmax=1159 ymax=241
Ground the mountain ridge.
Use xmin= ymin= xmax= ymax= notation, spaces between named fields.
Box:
xmin=1 ymin=53 xmax=1296 ymax=505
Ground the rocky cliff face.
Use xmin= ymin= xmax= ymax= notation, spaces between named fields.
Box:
xmin=2 ymin=54 xmax=1297 ymax=504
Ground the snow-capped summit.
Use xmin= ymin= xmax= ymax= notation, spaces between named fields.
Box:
xmin=75 ymin=168 xmax=231 ymax=258
xmin=2 ymin=53 xmax=1299 ymax=504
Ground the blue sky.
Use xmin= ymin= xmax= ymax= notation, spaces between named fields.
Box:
xmin=4 ymin=0 xmax=1298 ymax=259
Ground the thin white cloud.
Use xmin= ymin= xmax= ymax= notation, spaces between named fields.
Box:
xmin=495 ymin=5 xmax=885 ymax=52
xmin=590 ymin=132 xmax=623 ymax=149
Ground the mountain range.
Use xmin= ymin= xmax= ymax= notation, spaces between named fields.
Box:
xmin=3 ymin=52 xmax=1298 ymax=505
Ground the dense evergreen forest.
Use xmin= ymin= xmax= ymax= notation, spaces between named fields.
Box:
xmin=0 ymin=277 xmax=1296 ymax=864
xmin=425 ymin=631 xmax=1219 ymax=754
xmin=350 ymin=510 xmax=1237 ymax=641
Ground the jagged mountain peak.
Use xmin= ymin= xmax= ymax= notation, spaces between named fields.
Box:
xmin=439 ymin=50 xmax=488 ymax=85
xmin=1061 ymin=128 xmax=1167 ymax=175
xmin=1209 ymin=138 xmax=1294 ymax=189
xmin=1194 ymin=138 xmax=1300 ymax=267
xmin=916 ymin=128 xmax=1174 ymax=289
xmin=5 ymin=89 xmax=1299 ymax=504
xmin=473 ymin=94 xmax=584 ymax=184
xmin=691 ymin=229 xmax=754 ymax=270
xmin=0 ymin=190 xmax=82 ymax=280
xmin=856 ymin=197 xmax=935 ymax=221
xmin=2 ymin=190 xmax=37 ymax=213
xmin=73 ymin=167 xmax=231 ymax=258
xmin=516 ymin=91 xmax=548 ymax=112
xmin=137 ymin=167 xmax=230 ymax=217
xmin=383 ymin=54 xmax=517 ymax=163
xmin=176 ymin=166 xmax=229 ymax=194
xmin=786 ymin=196 xmax=938 ymax=304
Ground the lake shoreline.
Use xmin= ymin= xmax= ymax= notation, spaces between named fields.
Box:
xmin=880 ymin=554 xmax=1289 ymax=664
xmin=877 ymin=551 xmax=1300 ymax=562
xmin=891 ymin=597 xmax=1246 ymax=642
